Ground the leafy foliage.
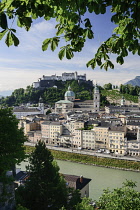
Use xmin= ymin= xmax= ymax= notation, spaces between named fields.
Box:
xmin=0 ymin=0 xmax=140 ymax=70
xmin=101 ymin=87 xmax=139 ymax=104
xmin=16 ymin=141 xmax=81 ymax=210
xmin=0 ymin=108 xmax=27 ymax=180
xmin=1 ymin=82 xmax=139 ymax=107
xmin=103 ymin=83 xmax=112 ymax=90
xmin=97 ymin=180 xmax=140 ymax=210
xmin=74 ymin=197 xmax=94 ymax=210
xmin=0 ymin=81 xmax=94 ymax=106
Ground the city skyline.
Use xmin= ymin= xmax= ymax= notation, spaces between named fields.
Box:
xmin=0 ymin=8 xmax=140 ymax=96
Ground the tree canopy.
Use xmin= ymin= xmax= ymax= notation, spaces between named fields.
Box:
xmin=16 ymin=141 xmax=81 ymax=210
xmin=0 ymin=108 xmax=27 ymax=180
xmin=96 ymin=180 xmax=140 ymax=210
xmin=0 ymin=0 xmax=140 ymax=70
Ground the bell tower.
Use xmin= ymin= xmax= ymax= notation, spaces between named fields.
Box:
xmin=93 ymin=84 xmax=100 ymax=113
xmin=38 ymin=96 xmax=44 ymax=114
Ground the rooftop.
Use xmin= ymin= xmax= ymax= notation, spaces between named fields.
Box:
xmin=56 ymin=100 xmax=73 ymax=104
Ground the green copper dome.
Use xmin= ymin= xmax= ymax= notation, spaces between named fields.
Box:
xmin=65 ymin=86 xmax=75 ymax=97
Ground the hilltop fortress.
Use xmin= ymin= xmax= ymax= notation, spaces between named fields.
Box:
xmin=33 ymin=71 xmax=92 ymax=89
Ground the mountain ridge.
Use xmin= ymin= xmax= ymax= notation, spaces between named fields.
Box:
xmin=124 ymin=76 xmax=140 ymax=86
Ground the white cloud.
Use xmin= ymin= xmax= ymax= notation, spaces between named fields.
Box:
xmin=0 ymin=16 xmax=140 ymax=96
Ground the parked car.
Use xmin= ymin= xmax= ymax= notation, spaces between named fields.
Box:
xmin=104 ymin=150 xmax=110 ymax=154
xmin=97 ymin=149 xmax=102 ymax=153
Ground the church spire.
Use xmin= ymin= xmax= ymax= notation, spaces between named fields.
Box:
xmin=93 ymin=84 xmax=100 ymax=113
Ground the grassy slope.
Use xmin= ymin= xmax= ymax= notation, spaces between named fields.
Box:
xmin=101 ymin=90 xmax=138 ymax=104
xmin=25 ymin=146 xmax=140 ymax=171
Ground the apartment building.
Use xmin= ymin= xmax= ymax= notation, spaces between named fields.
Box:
xmin=28 ymin=131 xmax=42 ymax=143
xmin=18 ymin=119 xmax=43 ymax=135
xmin=41 ymin=121 xmax=63 ymax=144
xmin=82 ymin=130 xmax=95 ymax=149
xmin=41 ymin=121 xmax=51 ymax=143
xmin=94 ymin=126 xmax=109 ymax=149
xmin=62 ymin=121 xmax=84 ymax=148
xmin=49 ymin=122 xmax=63 ymax=145
xmin=127 ymin=140 xmax=140 ymax=156
xmin=108 ymin=126 xmax=127 ymax=155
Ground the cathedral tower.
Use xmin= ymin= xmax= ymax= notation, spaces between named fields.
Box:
xmin=93 ymin=85 xmax=100 ymax=113
xmin=38 ymin=96 xmax=44 ymax=114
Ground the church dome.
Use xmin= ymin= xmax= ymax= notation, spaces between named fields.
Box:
xmin=65 ymin=86 xmax=75 ymax=97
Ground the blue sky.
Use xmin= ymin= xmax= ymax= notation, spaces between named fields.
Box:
xmin=0 ymin=8 xmax=140 ymax=96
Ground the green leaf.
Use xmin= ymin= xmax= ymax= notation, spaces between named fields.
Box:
xmin=42 ymin=38 xmax=52 ymax=51
xmin=138 ymin=46 xmax=140 ymax=56
xmin=56 ymin=27 xmax=64 ymax=36
xmin=122 ymin=47 xmax=128 ymax=57
xmin=116 ymin=56 xmax=124 ymax=65
xmin=17 ymin=18 xmax=23 ymax=28
xmin=0 ymin=29 xmax=8 ymax=40
xmin=51 ymin=37 xmax=59 ymax=51
xmin=86 ymin=58 xmax=96 ymax=69
xmin=58 ymin=48 xmax=66 ymax=60
xmin=84 ymin=29 xmax=94 ymax=39
xmin=93 ymin=2 xmax=100 ymax=15
xmin=87 ymin=29 xmax=94 ymax=39
xmin=0 ymin=13 xmax=8 ymax=29
xmin=11 ymin=29 xmax=16 ymax=33
xmin=42 ymin=37 xmax=59 ymax=51
xmin=5 ymin=31 xmax=13 ymax=47
xmin=84 ymin=18 xmax=92 ymax=28
xmin=51 ymin=40 xmax=56 ymax=51
xmin=11 ymin=32 xmax=19 ymax=46
xmin=2 ymin=0 xmax=14 ymax=9
xmin=100 ymin=4 xmax=106 ymax=14
xmin=107 ymin=60 xmax=114 ymax=69
xmin=66 ymin=48 xmax=74 ymax=59
xmin=96 ymin=56 xmax=102 ymax=66
xmin=101 ymin=62 xmax=108 ymax=71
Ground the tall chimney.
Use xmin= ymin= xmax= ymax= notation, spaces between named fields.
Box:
xmin=80 ymin=175 xmax=83 ymax=183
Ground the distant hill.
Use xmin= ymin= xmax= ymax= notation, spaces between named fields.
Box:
xmin=124 ymin=76 xmax=140 ymax=87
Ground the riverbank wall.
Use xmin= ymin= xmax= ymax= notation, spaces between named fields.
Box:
xmin=51 ymin=150 xmax=140 ymax=172
xmin=25 ymin=146 xmax=140 ymax=172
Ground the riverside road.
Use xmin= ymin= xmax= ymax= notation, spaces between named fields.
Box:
xmin=25 ymin=142 xmax=140 ymax=162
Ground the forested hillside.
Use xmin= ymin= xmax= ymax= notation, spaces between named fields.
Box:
xmin=0 ymin=80 xmax=94 ymax=107
xmin=0 ymin=82 xmax=140 ymax=107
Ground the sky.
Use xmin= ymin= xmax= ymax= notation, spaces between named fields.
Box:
xmin=0 ymin=8 xmax=140 ymax=96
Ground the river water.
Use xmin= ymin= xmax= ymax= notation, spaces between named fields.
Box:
xmin=19 ymin=159 xmax=140 ymax=201
xmin=17 ymin=160 xmax=140 ymax=200
xmin=57 ymin=160 xmax=140 ymax=200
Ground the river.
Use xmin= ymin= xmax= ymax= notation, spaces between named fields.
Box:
xmin=19 ymin=159 xmax=140 ymax=201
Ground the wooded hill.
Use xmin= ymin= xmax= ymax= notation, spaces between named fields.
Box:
xmin=0 ymin=82 xmax=140 ymax=107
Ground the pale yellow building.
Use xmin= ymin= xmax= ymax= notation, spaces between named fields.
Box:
xmin=82 ymin=130 xmax=95 ymax=149
xmin=41 ymin=121 xmax=51 ymax=143
xmin=49 ymin=122 xmax=63 ymax=145
xmin=94 ymin=126 xmax=109 ymax=149
xmin=108 ymin=126 xmax=127 ymax=155
xmin=18 ymin=119 xmax=42 ymax=135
